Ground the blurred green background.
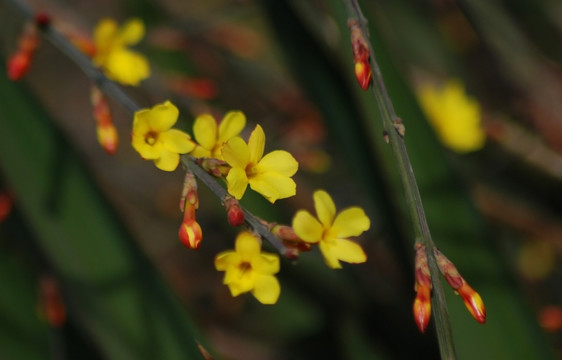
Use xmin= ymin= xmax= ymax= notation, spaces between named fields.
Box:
xmin=1 ymin=0 xmax=561 ymax=358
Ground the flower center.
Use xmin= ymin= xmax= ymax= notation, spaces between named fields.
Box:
xmin=245 ymin=163 xmax=259 ymax=178
xmin=238 ymin=261 xmax=252 ymax=275
xmin=145 ymin=131 xmax=158 ymax=145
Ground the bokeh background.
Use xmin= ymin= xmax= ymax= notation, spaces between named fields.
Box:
xmin=1 ymin=0 xmax=562 ymax=359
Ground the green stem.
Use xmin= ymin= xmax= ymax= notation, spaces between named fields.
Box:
xmin=341 ymin=0 xmax=456 ymax=358
xmin=5 ymin=0 xmax=288 ymax=255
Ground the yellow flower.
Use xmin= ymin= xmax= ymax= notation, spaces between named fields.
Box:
xmin=417 ymin=79 xmax=485 ymax=153
xmin=191 ymin=111 xmax=246 ymax=159
xmin=132 ymin=101 xmax=195 ymax=171
xmin=222 ymin=124 xmax=298 ymax=203
xmin=292 ymin=190 xmax=370 ymax=269
xmin=93 ymin=18 xmax=150 ymax=86
xmin=215 ymin=231 xmax=281 ymax=304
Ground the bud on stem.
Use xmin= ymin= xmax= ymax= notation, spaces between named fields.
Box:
xmin=7 ymin=22 xmax=40 ymax=81
xmin=413 ymin=243 xmax=432 ymax=333
xmin=434 ymin=248 xmax=486 ymax=323
xmin=223 ymin=196 xmax=244 ymax=227
xmin=347 ymin=19 xmax=372 ymax=90
xmin=91 ymin=85 xmax=118 ymax=154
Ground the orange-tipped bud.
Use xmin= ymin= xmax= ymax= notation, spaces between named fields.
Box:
xmin=96 ymin=122 xmax=118 ymax=155
xmin=0 ymin=190 xmax=13 ymax=223
xmin=68 ymin=33 xmax=97 ymax=58
xmin=348 ymin=19 xmax=372 ymax=90
xmin=196 ymin=158 xmax=230 ymax=178
xmin=91 ymin=85 xmax=118 ymax=154
xmin=354 ymin=61 xmax=372 ymax=91
xmin=7 ymin=22 xmax=39 ymax=81
xmin=224 ymin=196 xmax=244 ymax=227
xmin=458 ymin=282 xmax=486 ymax=324
xmin=270 ymin=224 xmax=311 ymax=257
xmin=179 ymin=219 xmax=203 ymax=249
xmin=413 ymin=284 xmax=432 ymax=333
xmin=434 ymin=248 xmax=486 ymax=323
xmin=39 ymin=276 xmax=66 ymax=328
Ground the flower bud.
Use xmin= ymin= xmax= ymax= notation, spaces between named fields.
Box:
xmin=348 ymin=19 xmax=372 ymax=90
xmin=413 ymin=284 xmax=432 ymax=333
xmin=224 ymin=196 xmax=244 ymax=227
xmin=7 ymin=23 xmax=39 ymax=81
xmin=180 ymin=170 xmax=199 ymax=212
xmin=91 ymin=85 xmax=118 ymax=154
xmin=39 ymin=276 xmax=66 ymax=328
xmin=458 ymin=282 xmax=486 ymax=324
xmin=179 ymin=219 xmax=203 ymax=249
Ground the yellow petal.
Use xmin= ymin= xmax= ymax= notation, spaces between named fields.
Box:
xmin=257 ymin=150 xmax=298 ymax=176
xmin=132 ymin=109 xmax=150 ymax=133
xmin=190 ymin=146 xmax=212 ymax=158
xmin=332 ymin=238 xmax=367 ymax=264
xmin=218 ymin=111 xmax=246 ymax=142
xmin=132 ymin=137 xmax=163 ymax=159
xmin=227 ymin=279 xmax=254 ymax=297
xmin=193 ymin=114 xmax=217 ymax=150
xmin=160 ymin=129 xmax=195 ymax=154
xmin=253 ymin=253 xmax=280 ymax=275
xmin=148 ymin=101 xmax=178 ymax=132
xmin=93 ymin=18 xmax=117 ymax=54
xmin=118 ymin=18 xmax=145 ymax=45
xmin=234 ymin=232 xmax=261 ymax=259
xmin=292 ymin=210 xmax=323 ymax=243
xmin=318 ymin=241 xmax=342 ymax=269
xmin=214 ymin=251 xmax=240 ymax=271
xmin=104 ymin=49 xmax=150 ymax=86
xmin=154 ymin=150 xmax=180 ymax=171
xmin=249 ymin=172 xmax=296 ymax=203
xmin=248 ymin=124 xmax=265 ymax=164
xmin=226 ymin=167 xmax=249 ymax=200
xmin=252 ymin=275 xmax=280 ymax=304
xmin=331 ymin=207 xmax=370 ymax=238
xmin=319 ymin=238 xmax=367 ymax=269
xmin=222 ymin=137 xmax=250 ymax=168
xmin=314 ymin=190 xmax=336 ymax=228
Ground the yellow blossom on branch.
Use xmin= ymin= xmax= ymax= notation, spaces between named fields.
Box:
xmin=131 ymin=101 xmax=195 ymax=171
xmin=93 ymin=18 xmax=150 ymax=86
xmin=191 ymin=111 xmax=246 ymax=159
xmin=221 ymin=124 xmax=298 ymax=203
xmin=417 ymin=79 xmax=485 ymax=153
xmin=215 ymin=231 xmax=281 ymax=304
xmin=292 ymin=190 xmax=370 ymax=269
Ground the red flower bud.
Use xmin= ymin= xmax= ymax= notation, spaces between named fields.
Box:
xmin=179 ymin=219 xmax=203 ymax=249
xmin=7 ymin=51 xmax=32 ymax=81
xmin=91 ymin=86 xmax=118 ymax=154
xmin=96 ymin=122 xmax=118 ymax=155
xmin=413 ymin=284 xmax=432 ymax=333
xmin=348 ymin=19 xmax=372 ymax=90
xmin=0 ymin=190 xmax=13 ymax=224
xmin=224 ymin=197 xmax=244 ymax=227
xmin=39 ymin=276 xmax=66 ymax=328
xmin=34 ymin=12 xmax=51 ymax=28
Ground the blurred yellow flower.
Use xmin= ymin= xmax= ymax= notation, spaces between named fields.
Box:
xmin=132 ymin=101 xmax=195 ymax=171
xmin=93 ymin=18 xmax=150 ymax=86
xmin=292 ymin=190 xmax=370 ymax=269
xmin=215 ymin=231 xmax=281 ymax=304
xmin=191 ymin=111 xmax=246 ymax=159
xmin=222 ymin=124 xmax=298 ymax=203
xmin=417 ymin=79 xmax=485 ymax=153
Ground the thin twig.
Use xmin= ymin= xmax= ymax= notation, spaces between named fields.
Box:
xmin=341 ymin=0 xmax=456 ymax=358
xmin=5 ymin=0 xmax=289 ymax=255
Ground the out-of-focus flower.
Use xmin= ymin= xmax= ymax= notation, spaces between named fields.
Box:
xmin=292 ymin=190 xmax=369 ymax=269
xmin=215 ymin=231 xmax=281 ymax=304
xmin=92 ymin=18 xmax=150 ymax=86
xmin=131 ymin=101 xmax=195 ymax=171
xmin=191 ymin=111 xmax=246 ymax=160
xmin=417 ymin=79 xmax=485 ymax=153
xmin=222 ymin=125 xmax=298 ymax=203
